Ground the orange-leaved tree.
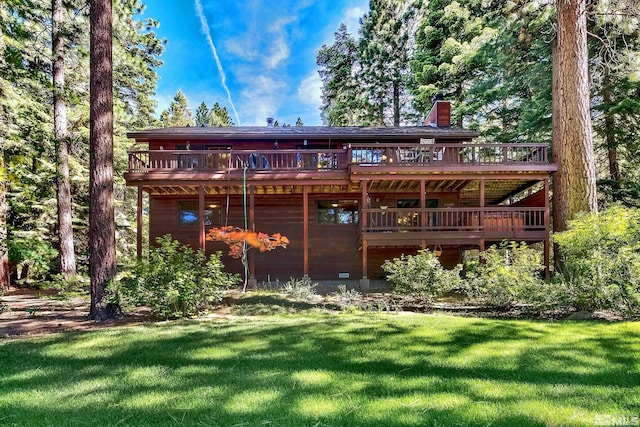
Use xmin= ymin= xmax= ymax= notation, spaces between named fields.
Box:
xmin=206 ymin=226 xmax=289 ymax=291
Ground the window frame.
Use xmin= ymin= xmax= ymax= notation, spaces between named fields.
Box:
xmin=316 ymin=200 xmax=359 ymax=225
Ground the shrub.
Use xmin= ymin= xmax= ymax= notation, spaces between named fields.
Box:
xmin=8 ymin=237 xmax=58 ymax=286
xmin=279 ymin=276 xmax=318 ymax=301
xmin=383 ymin=249 xmax=462 ymax=304
xmin=464 ymin=241 xmax=545 ymax=309
xmin=553 ymin=205 xmax=640 ymax=314
xmin=47 ymin=274 xmax=89 ymax=298
xmin=119 ymin=235 xmax=238 ymax=318
xmin=336 ymin=284 xmax=363 ymax=311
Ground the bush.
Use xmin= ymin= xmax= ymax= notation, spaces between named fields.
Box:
xmin=553 ymin=205 xmax=640 ymax=314
xmin=119 ymin=235 xmax=239 ymax=318
xmin=464 ymin=241 xmax=545 ymax=309
xmin=383 ymin=249 xmax=461 ymax=304
xmin=336 ymin=284 xmax=363 ymax=311
xmin=8 ymin=237 xmax=58 ymax=286
xmin=279 ymin=276 xmax=318 ymax=301
xmin=47 ymin=274 xmax=89 ymax=298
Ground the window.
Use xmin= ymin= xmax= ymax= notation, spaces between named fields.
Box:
xmin=178 ymin=202 xmax=221 ymax=226
xmin=317 ymin=200 xmax=359 ymax=224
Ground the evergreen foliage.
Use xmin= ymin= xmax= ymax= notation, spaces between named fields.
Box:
xmin=160 ymin=89 xmax=194 ymax=127
xmin=317 ymin=23 xmax=365 ymax=126
xmin=1 ymin=0 xmax=164 ymax=284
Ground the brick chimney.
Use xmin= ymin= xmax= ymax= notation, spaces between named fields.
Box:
xmin=424 ymin=93 xmax=451 ymax=128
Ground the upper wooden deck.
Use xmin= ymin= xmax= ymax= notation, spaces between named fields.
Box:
xmin=125 ymin=142 xmax=556 ymax=184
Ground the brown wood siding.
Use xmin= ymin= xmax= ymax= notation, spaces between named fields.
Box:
xmin=150 ymin=193 xmax=362 ymax=280
xmin=149 ymin=191 xmax=499 ymax=280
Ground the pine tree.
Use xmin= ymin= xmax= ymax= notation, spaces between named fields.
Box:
xmin=53 ymin=0 xmax=77 ymax=278
xmin=89 ymin=0 xmax=118 ymax=320
xmin=317 ymin=23 xmax=365 ymax=126
xmin=1 ymin=0 xmax=163 ymax=286
xmin=0 ymin=8 xmax=8 ymax=289
xmin=2 ymin=0 xmax=59 ymax=286
xmin=589 ymin=0 xmax=640 ymax=204
xmin=208 ymin=102 xmax=234 ymax=126
xmin=195 ymin=101 xmax=209 ymax=126
xmin=295 ymin=117 xmax=303 ymax=126
xmin=410 ymin=0 xmax=496 ymax=127
xmin=160 ymin=89 xmax=194 ymax=127
xmin=359 ymin=0 xmax=418 ymax=126
xmin=552 ymin=0 xmax=598 ymax=235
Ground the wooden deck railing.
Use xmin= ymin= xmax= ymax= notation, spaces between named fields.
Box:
xmin=127 ymin=143 xmax=550 ymax=173
xmin=127 ymin=149 xmax=347 ymax=173
xmin=361 ymin=207 xmax=547 ymax=233
xmin=349 ymin=143 xmax=548 ymax=166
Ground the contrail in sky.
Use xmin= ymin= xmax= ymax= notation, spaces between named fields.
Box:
xmin=194 ymin=0 xmax=241 ymax=125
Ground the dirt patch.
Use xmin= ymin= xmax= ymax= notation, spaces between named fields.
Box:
xmin=0 ymin=287 xmax=151 ymax=339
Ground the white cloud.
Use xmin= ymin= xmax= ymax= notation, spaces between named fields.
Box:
xmin=297 ymin=72 xmax=322 ymax=107
xmin=224 ymin=38 xmax=258 ymax=61
xmin=265 ymin=36 xmax=290 ymax=69
xmin=238 ymin=75 xmax=288 ymax=125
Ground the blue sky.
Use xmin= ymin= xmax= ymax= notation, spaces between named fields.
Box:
xmin=142 ymin=0 xmax=369 ymax=126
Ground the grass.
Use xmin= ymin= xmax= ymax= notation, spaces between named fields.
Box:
xmin=0 ymin=314 xmax=639 ymax=427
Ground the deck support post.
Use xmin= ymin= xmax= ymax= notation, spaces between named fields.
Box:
xmin=137 ymin=185 xmax=143 ymax=259
xmin=198 ymin=185 xmax=205 ymax=253
xmin=360 ymin=239 xmax=369 ymax=292
xmin=420 ymin=179 xmax=427 ymax=231
xmin=249 ymin=185 xmax=256 ymax=285
xmin=360 ymin=181 xmax=369 ymax=291
xmin=303 ymin=185 xmax=309 ymax=277
xmin=544 ymin=177 xmax=550 ymax=279
xmin=479 ymin=178 xmax=485 ymax=233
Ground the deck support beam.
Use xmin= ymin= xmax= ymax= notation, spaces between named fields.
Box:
xmin=137 ymin=184 xmax=143 ymax=259
xmin=303 ymin=185 xmax=309 ymax=277
xmin=544 ymin=177 xmax=550 ymax=279
xmin=479 ymin=179 xmax=485 ymax=230
xmin=198 ymin=185 xmax=205 ymax=252
xmin=360 ymin=181 xmax=369 ymax=291
xmin=420 ymin=179 xmax=427 ymax=235
xmin=360 ymin=239 xmax=369 ymax=292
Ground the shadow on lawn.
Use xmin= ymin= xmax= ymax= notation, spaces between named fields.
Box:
xmin=226 ymin=293 xmax=340 ymax=315
xmin=0 ymin=317 xmax=638 ymax=427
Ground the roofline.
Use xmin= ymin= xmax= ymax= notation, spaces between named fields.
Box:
xmin=127 ymin=127 xmax=479 ymax=142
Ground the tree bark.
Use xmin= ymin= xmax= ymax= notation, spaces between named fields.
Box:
xmin=89 ymin=0 xmax=118 ymax=320
xmin=552 ymin=0 xmax=598 ymax=235
xmin=0 ymin=20 xmax=8 ymax=290
xmin=602 ymin=68 xmax=620 ymax=183
xmin=53 ymin=0 xmax=77 ymax=278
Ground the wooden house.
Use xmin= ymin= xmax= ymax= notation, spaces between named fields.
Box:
xmin=125 ymin=101 xmax=557 ymax=287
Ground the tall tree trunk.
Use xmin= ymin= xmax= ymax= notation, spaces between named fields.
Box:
xmin=89 ymin=0 xmax=118 ymax=320
xmin=602 ymin=68 xmax=620 ymax=183
xmin=0 ymin=19 xmax=8 ymax=290
xmin=393 ymin=79 xmax=400 ymax=126
xmin=53 ymin=0 xmax=77 ymax=278
xmin=552 ymin=0 xmax=598 ymax=236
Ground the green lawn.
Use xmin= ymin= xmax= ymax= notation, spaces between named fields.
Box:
xmin=0 ymin=314 xmax=638 ymax=426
